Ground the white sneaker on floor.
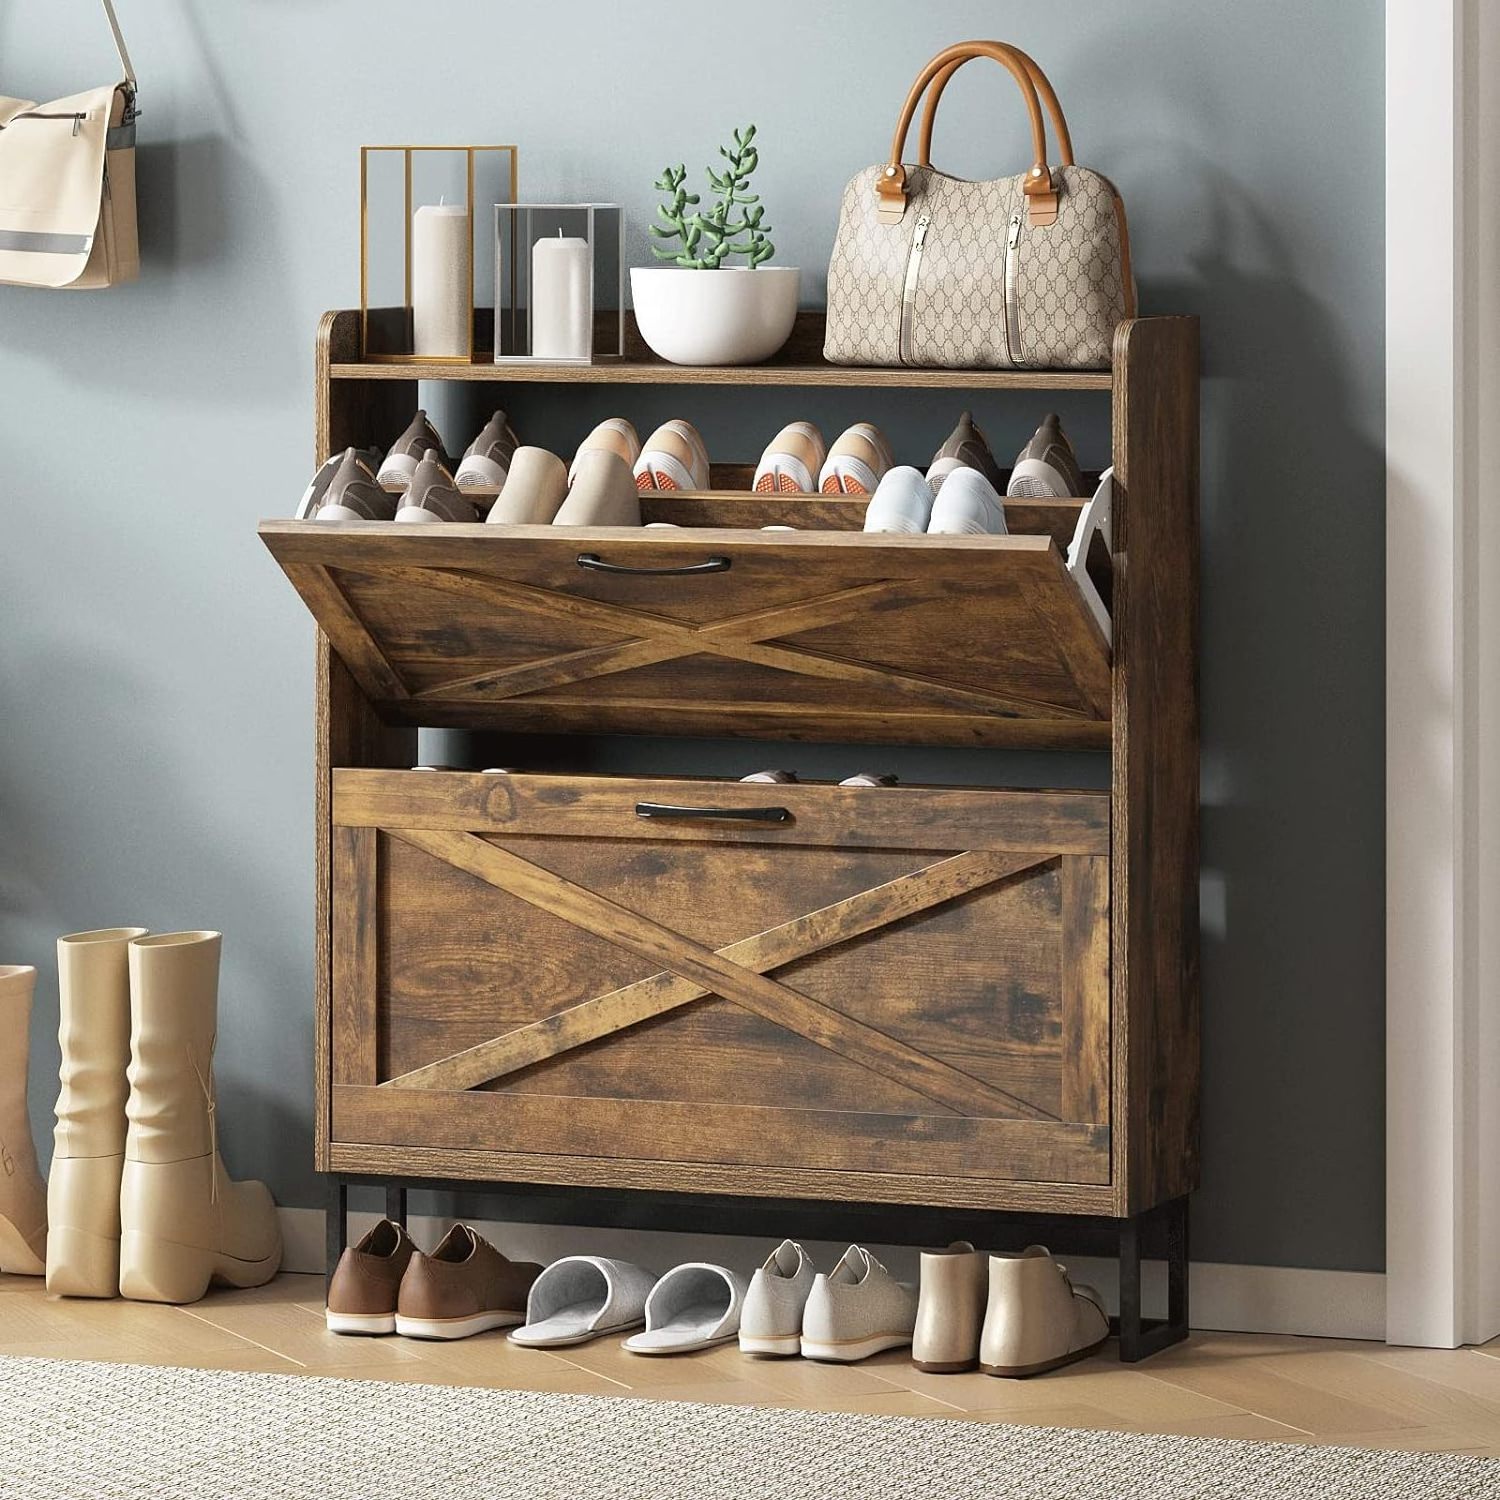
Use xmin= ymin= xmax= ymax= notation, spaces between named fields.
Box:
xmin=801 ymin=1245 xmax=917 ymax=1363
xmin=739 ymin=1240 xmax=817 ymax=1357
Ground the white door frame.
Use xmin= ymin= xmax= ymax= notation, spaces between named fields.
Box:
xmin=1386 ymin=0 xmax=1500 ymax=1347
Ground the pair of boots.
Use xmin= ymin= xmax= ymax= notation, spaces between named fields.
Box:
xmin=913 ymin=1242 xmax=1110 ymax=1378
xmin=0 ymin=928 xmax=281 ymax=1302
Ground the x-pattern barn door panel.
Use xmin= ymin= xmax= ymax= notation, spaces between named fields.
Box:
xmin=259 ymin=525 xmax=1112 ymax=750
xmin=331 ymin=772 xmax=1111 ymax=1194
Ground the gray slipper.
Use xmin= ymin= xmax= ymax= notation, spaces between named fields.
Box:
xmin=623 ymin=1263 xmax=747 ymax=1355
xmin=509 ymin=1256 xmax=657 ymax=1348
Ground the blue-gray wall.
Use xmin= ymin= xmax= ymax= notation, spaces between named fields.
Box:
xmin=0 ymin=1 xmax=1384 ymax=1271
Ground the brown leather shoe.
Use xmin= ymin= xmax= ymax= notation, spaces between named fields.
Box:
xmin=395 ymin=1224 xmax=543 ymax=1340
xmin=325 ymin=1219 xmax=416 ymax=1335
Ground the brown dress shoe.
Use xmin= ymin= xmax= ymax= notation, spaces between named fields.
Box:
xmin=325 ymin=1219 xmax=416 ymax=1335
xmin=395 ymin=1224 xmax=543 ymax=1340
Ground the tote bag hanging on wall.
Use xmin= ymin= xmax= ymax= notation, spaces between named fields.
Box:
xmin=824 ymin=40 xmax=1134 ymax=370
xmin=0 ymin=0 xmax=139 ymax=289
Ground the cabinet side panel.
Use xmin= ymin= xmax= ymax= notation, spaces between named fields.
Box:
xmin=313 ymin=310 xmax=417 ymax=1166
xmin=1111 ymin=316 xmax=1202 ymax=1212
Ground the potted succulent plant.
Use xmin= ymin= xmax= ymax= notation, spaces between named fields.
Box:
xmin=631 ymin=125 xmax=800 ymax=366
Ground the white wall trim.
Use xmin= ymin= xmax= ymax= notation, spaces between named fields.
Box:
xmin=1386 ymin=0 xmax=1500 ymax=1348
xmin=278 ymin=1209 xmax=1386 ymax=1343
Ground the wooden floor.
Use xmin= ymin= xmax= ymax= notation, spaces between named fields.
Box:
xmin=3 ymin=1272 xmax=1500 ymax=1456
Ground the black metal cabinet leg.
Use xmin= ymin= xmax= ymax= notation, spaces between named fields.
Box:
xmin=385 ymin=1185 xmax=408 ymax=1228
xmin=1116 ymin=1196 xmax=1191 ymax=1363
xmin=326 ymin=1176 xmax=348 ymax=1289
xmin=1118 ymin=1212 xmax=1144 ymax=1360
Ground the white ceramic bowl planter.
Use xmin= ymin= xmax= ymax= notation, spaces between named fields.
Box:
xmin=630 ymin=265 xmax=800 ymax=366
xmin=638 ymin=125 xmax=797 ymax=366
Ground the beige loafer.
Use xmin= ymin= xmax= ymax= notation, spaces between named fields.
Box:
xmin=912 ymin=1240 xmax=988 ymax=1373
xmin=979 ymin=1245 xmax=1109 ymax=1378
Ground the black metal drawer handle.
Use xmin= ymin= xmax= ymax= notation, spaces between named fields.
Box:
xmin=577 ymin=553 xmax=731 ymax=577
xmin=635 ymin=801 xmax=791 ymax=823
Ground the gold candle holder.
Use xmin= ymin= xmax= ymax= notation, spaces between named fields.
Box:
xmin=359 ymin=144 xmax=519 ymax=364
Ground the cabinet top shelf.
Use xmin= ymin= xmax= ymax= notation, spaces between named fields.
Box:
xmin=324 ymin=310 xmax=1115 ymax=391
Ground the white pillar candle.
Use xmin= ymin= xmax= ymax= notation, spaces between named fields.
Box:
xmin=531 ymin=230 xmax=592 ymax=360
xmin=411 ymin=202 xmax=470 ymax=357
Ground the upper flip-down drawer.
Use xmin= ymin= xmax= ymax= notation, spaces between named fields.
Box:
xmin=258 ymin=523 xmax=1112 ymax=750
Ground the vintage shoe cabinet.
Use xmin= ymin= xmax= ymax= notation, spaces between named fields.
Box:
xmin=260 ymin=309 xmax=1198 ymax=1359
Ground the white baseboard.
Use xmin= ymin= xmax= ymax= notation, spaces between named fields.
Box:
xmin=279 ymin=1207 xmax=1386 ymax=1342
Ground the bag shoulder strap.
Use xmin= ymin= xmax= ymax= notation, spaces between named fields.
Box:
xmin=100 ymin=0 xmax=136 ymax=88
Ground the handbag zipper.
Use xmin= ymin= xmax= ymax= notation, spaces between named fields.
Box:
xmin=1004 ymin=210 xmax=1026 ymax=368
xmin=898 ymin=211 xmax=931 ymax=365
xmin=1 ymin=111 xmax=87 ymax=136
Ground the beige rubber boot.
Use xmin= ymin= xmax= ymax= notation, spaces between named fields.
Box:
xmin=0 ymin=965 xmax=47 ymax=1275
xmin=47 ymin=928 xmax=148 ymax=1296
xmin=979 ymin=1245 xmax=1110 ymax=1377
xmin=118 ymin=932 xmax=281 ymax=1303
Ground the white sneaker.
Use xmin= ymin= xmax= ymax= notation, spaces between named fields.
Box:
xmin=927 ymin=467 xmax=1009 ymax=536
xmin=634 ymin=419 xmax=710 ymax=492
xmin=739 ymin=1240 xmax=817 ymax=1357
xmin=753 ymin=422 xmax=826 ymax=495
xmin=862 ymin=466 xmax=934 ymax=534
xmin=839 ymin=772 xmax=898 ymax=787
xmin=819 ymin=422 xmax=895 ymax=496
xmin=569 ymin=418 xmax=641 ymax=486
xmin=740 ymin=770 xmax=799 ymax=784
xmin=801 ymin=1245 xmax=917 ymax=1363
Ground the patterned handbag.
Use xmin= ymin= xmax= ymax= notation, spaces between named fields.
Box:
xmin=824 ymin=41 xmax=1134 ymax=370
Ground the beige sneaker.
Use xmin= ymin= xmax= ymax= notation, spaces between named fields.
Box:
xmin=486 ymin=446 xmax=569 ymax=525
xmin=819 ymin=423 xmax=895 ymax=496
xmin=800 ymin=1245 xmax=916 ymax=1362
xmin=569 ymin=418 xmax=641 ymax=486
xmin=912 ymin=1241 xmax=989 ymax=1372
xmin=753 ymin=422 xmax=826 ymax=494
xmin=634 ymin=419 xmax=710 ymax=492
xmin=979 ymin=1245 xmax=1109 ymax=1377
xmin=1006 ymin=413 xmax=1084 ymax=498
xmin=554 ymin=449 xmax=642 ymax=526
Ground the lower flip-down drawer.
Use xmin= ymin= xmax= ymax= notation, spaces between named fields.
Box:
xmin=327 ymin=770 xmax=1112 ymax=1211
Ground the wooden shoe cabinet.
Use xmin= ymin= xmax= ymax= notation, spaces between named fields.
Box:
xmin=259 ymin=309 xmax=1198 ymax=1360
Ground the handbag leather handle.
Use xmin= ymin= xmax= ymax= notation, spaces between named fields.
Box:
xmin=877 ymin=41 xmax=1061 ymax=227
xmin=918 ymin=44 xmax=1074 ymax=172
xmin=100 ymin=0 xmax=136 ymax=88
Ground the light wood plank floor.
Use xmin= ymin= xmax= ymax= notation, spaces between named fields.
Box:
xmin=3 ymin=1272 xmax=1499 ymax=1456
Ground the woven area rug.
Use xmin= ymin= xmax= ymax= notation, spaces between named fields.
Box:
xmin=0 ymin=1354 xmax=1496 ymax=1500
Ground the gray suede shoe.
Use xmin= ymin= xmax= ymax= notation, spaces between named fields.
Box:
xmin=456 ymin=410 xmax=520 ymax=487
xmin=800 ymin=1245 xmax=916 ymax=1363
xmin=1006 ymin=413 xmax=1083 ymax=498
xmin=377 ymin=411 xmax=450 ymax=490
xmin=309 ymin=449 xmax=395 ymax=523
xmin=394 ymin=450 xmax=481 ymax=523
xmin=739 ymin=1240 xmax=816 ymax=1357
